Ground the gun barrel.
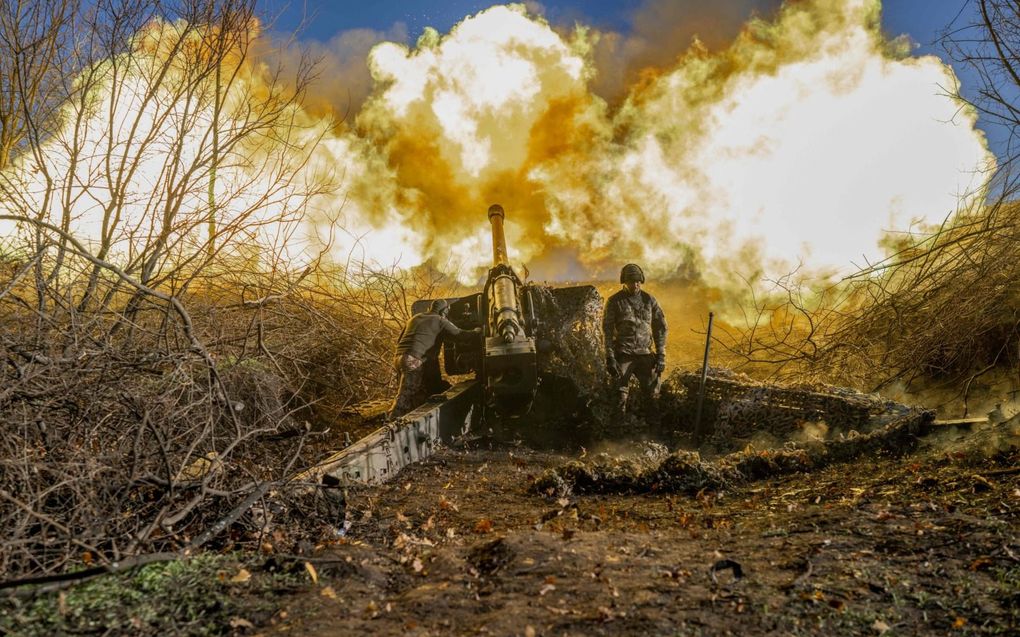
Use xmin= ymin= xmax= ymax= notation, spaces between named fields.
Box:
xmin=480 ymin=204 xmax=538 ymax=415
xmin=488 ymin=204 xmax=508 ymax=267
xmin=485 ymin=204 xmax=522 ymax=343
xmin=491 ymin=276 xmax=520 ymax=342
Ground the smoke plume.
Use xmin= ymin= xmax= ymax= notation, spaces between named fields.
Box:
xmin=311 ymin=0 xmax=992 ymax=286
xmin=1 ymin=0 xmax=995 ymax=292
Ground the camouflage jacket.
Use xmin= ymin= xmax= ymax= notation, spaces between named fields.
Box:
xmin=603 ymin=289 xmax=667 ymax=357
xmin=395 ymin=312 xmax=464 ymax=359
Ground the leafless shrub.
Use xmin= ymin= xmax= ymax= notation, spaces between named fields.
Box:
xmin=0 ymin=0 xmax=450 ymax=582
xmin=718 ymin=197 xmax=1020 ymax=413
xmin=713 ymin=268 xmax=847 ymax=383
xmin=940 ymin=0 xmax=1020 ymax=199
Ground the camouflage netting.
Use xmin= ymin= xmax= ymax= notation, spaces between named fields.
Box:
xmin=481 ymin=284 xmax=613 ymax=446
xmin=533 ymin=408 xmax=936 ymax=496
xmin=528 ymin=284 xmax=608 ymax=398
xmin=658 ymin=367 xmax=912 ymax=448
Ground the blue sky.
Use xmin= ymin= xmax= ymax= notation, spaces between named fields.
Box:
xmin=265 ymin=0 xmax=647 ymax=37
xmin=267 ymin=1 xmax=968 ymax=52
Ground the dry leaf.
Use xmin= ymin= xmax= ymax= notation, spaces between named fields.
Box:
xmin=304 ymin=561 xmax=318 ymax=585
xmin=872 ymin=620 xmax=890 ymax=633
xmin=177 ymin=451 xmax=221 ymax=481
xmin=320 ymin=586 xmax=338 ymax=599
xmin=229 ymin=617 xmax=254 ymax=629
xmin=544 ymin=606 xmax=573 ymax=616
xmin=229 ymin=568 xmax=251 ymax=584
xmin=969 ymin=557 xmax=993 ymax=571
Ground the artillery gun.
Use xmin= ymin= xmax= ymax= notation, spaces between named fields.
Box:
xmin=412 ymin=204 xmax=541 ymax=418
xmin=301 ymin=205 xmax=604 ymax=485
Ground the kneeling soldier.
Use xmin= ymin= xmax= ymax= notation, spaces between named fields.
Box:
xmin=388 ymin=299 xmax=478 ymax=420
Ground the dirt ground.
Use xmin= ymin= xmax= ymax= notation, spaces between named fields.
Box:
xmin=259 ymin=427 xmax=1019 ymax=636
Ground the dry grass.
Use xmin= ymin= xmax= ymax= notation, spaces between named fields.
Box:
xmin=717 ymin=198 xmax=1020 ymax=411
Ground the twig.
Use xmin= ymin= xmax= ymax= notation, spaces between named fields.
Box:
xmin=186 ymin=481 xmax=275 ymax=552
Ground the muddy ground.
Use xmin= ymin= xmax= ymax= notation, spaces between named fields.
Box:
xmin=260 ymin=427 xmax=1018 ymax=636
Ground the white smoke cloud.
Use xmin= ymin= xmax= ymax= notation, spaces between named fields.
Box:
xmin=1 ymin=0 xmax=996 ymax=291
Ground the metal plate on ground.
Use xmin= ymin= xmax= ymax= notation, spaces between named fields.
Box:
xmin=297 ymin=380 xmax=481 ymax=486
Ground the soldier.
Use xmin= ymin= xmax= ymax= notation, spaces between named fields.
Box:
xmin=387 ymin=299 xmax=478 ymax=420
xmin=603 ymin=263 xmax=668 ymax=418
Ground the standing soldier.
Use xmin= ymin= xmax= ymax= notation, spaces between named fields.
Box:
xmin=388 ymin=299 xmax=479 ymax=420
xmin=603 ymin=263 xmax=668 ymax=418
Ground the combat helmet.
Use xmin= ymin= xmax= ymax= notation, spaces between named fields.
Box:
xmin=429 ymin=299 xmax=449 ymax=314
xmin=619 ymin=263 xmax=645 ymax=284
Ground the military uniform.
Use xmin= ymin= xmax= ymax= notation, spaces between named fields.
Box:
xmin=387 ymin=307 xmax=468 ymax=420
xmin=603 ymin=268 xmax=667 ymax=417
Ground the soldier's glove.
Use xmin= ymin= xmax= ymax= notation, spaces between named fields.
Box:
xmin=606 ymin=355 xmax=621 ymax=378
xmin=654 ymin=356 xmax=666 ymax=376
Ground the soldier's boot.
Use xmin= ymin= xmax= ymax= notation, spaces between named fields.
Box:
xmin=644 ymin=403 xmax=665 ymax=439
xmin=609 ymin=389 xmax=629 ymax=437
xmin=615 ymin=388 xmax=629 ymax=416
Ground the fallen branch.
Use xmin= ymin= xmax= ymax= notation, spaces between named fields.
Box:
xmin=0 ymin=480 xmax=276 ymax=595
xmin=0 ymin=552 xmax=179 ymax=596
xmin=186 ymin=481 xmax=274 ymax=553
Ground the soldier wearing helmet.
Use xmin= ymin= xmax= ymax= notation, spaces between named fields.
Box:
xmin=603 ymin=264 xmax=668 ymax=419
xmin=388 ymin=299 xmax=479 ymax=420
